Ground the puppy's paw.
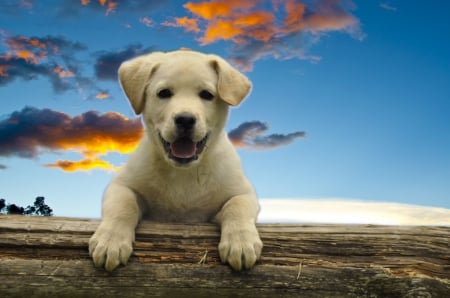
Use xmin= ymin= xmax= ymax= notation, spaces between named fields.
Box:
xmin=218 ymin=223 xmax=263 ymax=271
xmin=89 ymin=224 xmax=134 ymax=272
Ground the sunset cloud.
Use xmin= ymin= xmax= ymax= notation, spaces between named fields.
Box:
xmin=1 ymin=108 xmax=304 ymax=171
xmin=95 ymin=92 xmax=110 ymax=99
xmin=1 ymin=2 xmax=364 ymax=73
xmin=228 ymin=121 xmax=305 ymax=149
xmin=54 ymin=65 xmax=75 ymax=78
xmin=0 ymin=106 xmax=143 ymax=171
xmin=162 ymin=17 xmax=201 ymax=33
xmin=0 ymin=34 xmax=106 ymax=97
xmin=45 ymin=158 xmax=118 ymax=172
xmin=166 ymin=0 xmax=364 ymax=70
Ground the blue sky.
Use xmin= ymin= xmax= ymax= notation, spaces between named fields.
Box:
xmin=0 ymin=0 xmax=449 ymax=221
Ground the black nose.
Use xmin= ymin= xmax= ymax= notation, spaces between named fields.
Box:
xmin=174 ymin=113 xmax=196 ymax=131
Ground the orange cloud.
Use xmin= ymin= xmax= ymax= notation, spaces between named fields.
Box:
xmin=168 ymin=0 xmax=363 ymax=70
xmin=202 ymin=19 xmax=244 ymax=44
xmin=0 ymin=65 xmax=10 ymax=77
xmin=162 ymin=17 xmax=201 ymax=33
xmin=182 ymin=0 xmax=360 ymax=44
xmin=51 ymin=112 xmax=142 ymax=157
xmin=80 ymin=0 xmax=117 ymax=15
xmin=2 ymin=36 xmax=48 ymax=64
xmin=54 ymin=65 xmax=75 ymax=78
xmin=95 ymin=92 xmax=109 ymax=99
xmin=176 ymin=17 xmax=201 ymax=33
xmin=5 ymin=36 xmax=48 ymax=57
xmin=0 ymin=107 xmax=143 ymax=172
xmin=184 ymin=0 xmax=255 ymax=20
xmin=105 ymin=1 xmax=117 ymax=16
xmin=45 ymin=158 xmax=118 ymax=172
xmin=280 ymin=0 xmax=360 ymax=35
xmin=282 ymin=0 xmax=306 ymax=32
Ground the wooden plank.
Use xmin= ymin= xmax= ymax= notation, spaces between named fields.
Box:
xmin=0 ymin=215 xmax=449 ymax=297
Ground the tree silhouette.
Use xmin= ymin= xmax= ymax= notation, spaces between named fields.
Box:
xmin=0 ymin=197 xmax=53 ymax=216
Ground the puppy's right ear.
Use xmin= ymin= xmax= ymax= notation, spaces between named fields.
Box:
xmin=118 ymin=52 xmax=163 ymax=114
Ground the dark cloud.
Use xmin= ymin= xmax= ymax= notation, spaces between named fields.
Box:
xmin=229 ymin=32 xmax=322 ymax=71
xmin=0 ymin=34 xmax=110 ymax=98
xmin=228 ymin=121 xmax=269 ymax=145
xmin=228 ymin=121 xmax=305 ymax=149
xmin=94 ymin=44 xmax=155 ymax=81
xmin=0 ymin=164 xmax=7 ymax=170
xmin=0 ymin=57 xmax=48 ymax=84
xmin=0 ymin=106 xmax=143 ymax=160
xmin=0 ymin=107 xmax=303 ymax=171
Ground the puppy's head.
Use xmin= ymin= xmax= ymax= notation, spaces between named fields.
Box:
xmin=119 ymin=50 xmax=251 ymax=167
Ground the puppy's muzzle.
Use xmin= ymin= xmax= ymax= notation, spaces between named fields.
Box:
xmin=159 ymin=113 xmax=208 ymax=165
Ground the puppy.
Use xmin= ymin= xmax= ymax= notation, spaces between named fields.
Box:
xmin=89 ymin=50 xmax=263 ymax=272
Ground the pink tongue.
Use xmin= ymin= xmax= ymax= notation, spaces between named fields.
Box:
xmin=171 ymin=138 xmax=196 ymax=158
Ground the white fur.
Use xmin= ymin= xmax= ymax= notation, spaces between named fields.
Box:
xmin=89 ymin=50 xmax=262 ymax=272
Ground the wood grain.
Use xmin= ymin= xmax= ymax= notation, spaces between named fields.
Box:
xmin=0 ymin=215 xmax=449 ymax=297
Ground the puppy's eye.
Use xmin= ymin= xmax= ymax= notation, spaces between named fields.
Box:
xmin=199 ymin=90 xmax=214 ymax=101
xmin=157 ymin=89 xmax=173 ymax=99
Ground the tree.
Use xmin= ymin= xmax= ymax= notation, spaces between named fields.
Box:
xmin=0 ymin=197 xmax=53 ymax=216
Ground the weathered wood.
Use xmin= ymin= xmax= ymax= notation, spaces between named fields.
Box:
xmin=0 ymin=215 xmax=449 ymax=297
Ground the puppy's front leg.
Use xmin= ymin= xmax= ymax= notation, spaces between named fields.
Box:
xmin=89 ymin=183 xmax=141 ymax=271
xmin=215 ymin=194 xmax=263 ymax=271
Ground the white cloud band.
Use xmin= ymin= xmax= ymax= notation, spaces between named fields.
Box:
xmin=258 ymin=199 xmax=450 ymax=226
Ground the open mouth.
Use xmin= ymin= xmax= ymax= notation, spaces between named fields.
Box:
xmin=159 ymin=133 xmax=208 ymax=165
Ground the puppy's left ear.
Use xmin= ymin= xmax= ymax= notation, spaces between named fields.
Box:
xmin=209 ymin=56 xmax=251 ymax=106
xmin=118 ymin=52 xmax=164 ymax=114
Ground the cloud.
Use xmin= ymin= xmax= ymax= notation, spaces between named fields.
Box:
xmin=95 ymin=91 xmax=110 ymax=99
xmin=228 ymin=121 xmax=305 ymax=149
xmin=139 ymin=17 xmax=154 ymax=27
xmin=0 ymin=164 xmax=7 ymax=170
xmin=162 ymin=17 xmax=201 ymax=33
xmin=58 ymin=0 xmax=164 ymax=17
xmin=165 ymin=0 xmax=364 ymax=70
xmin=0 ymin=34 xmax=107 ymax=98
xmin=94 ymin=44 xmax=155 ymax=81
xmin=45 ymin=158 xmax=117 ymax=172
xmin=2 ymin=2 xmax=363 ymax=72
xmin=0 ymin=0 xmax=164 ymax=17
xmin=0 ymin=1 xmax=34 ymax=14
xmin=258 ymin=199 xmax=450 ymax=225
xmin=1 ymin=107 xmax=304 ymax=171
xmin=0 ymin=106 xmax=143 ymax=171
xmin=379 ymin=2 xmax=397 ymax=12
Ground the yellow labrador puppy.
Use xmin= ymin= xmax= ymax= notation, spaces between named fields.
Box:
xmin=89 ymin=50 xmax=263 ymax=272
